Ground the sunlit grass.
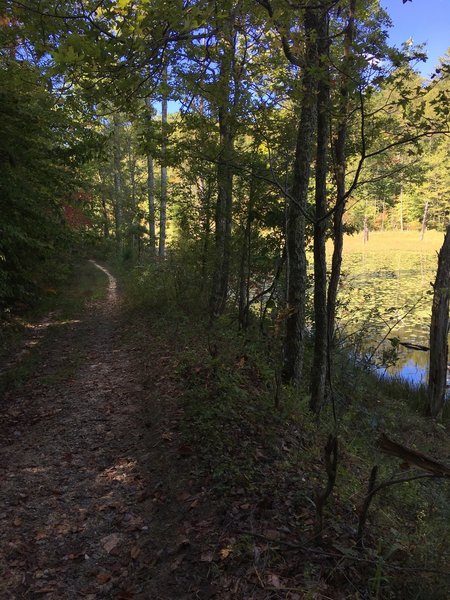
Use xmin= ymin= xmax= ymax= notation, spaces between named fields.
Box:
xmin=339 ymin=229 xmax=444 ymax=254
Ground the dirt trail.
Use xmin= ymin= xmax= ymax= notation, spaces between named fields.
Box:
xmin=0 ymin=263 xmax=207 ymax=599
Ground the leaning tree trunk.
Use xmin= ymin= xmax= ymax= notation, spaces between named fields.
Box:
xmin=159 ymin=64 xmax=168 ymax=258
xmin=310 ymin=6 xmax=330 ymax=413
xmin=282 ymin=7 xmax=318 ymax=384
xmin=428 ymin=223 xmax=450 ymax=417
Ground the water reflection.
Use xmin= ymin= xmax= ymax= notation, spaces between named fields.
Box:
xmin=336 ymin=237 xmax=447 ymax=390
xmin=379 ymin=352 xmax=428 ymax=386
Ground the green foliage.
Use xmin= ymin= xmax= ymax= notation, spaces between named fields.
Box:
xmin=0 ymin=61 xmax=79 ymax=314
xmin=123 ymin=242 xmax=210 ymax=317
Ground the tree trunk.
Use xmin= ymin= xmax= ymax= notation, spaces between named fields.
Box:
xmin=420 ymin=200 xmax=429 ymax=241
xmin=428 ymin=223 xmax=450 ymax=417
xmin=100 ymin=190 xmax=109 ymax=239
xmin=198 ymin=177 xmax=212 ymax=287
xmin=399 ymin=185 xmax=404 ymax=231
xmin=363 ymin=213 xmax=369 ymax=243
xmin=113 ymin=116 xmax=123 ymax=245
xmin=209 ymin=16 xmax=235 ymax=318
xmin=210 ymin=109 xmax=234 ymax=316
xmin=159 ymin=64 xmax=168 ymax=258
xmin=327 ymin=0 xmax=356 ymax=346
xmin=147 ymin=153 xmax=156 ymax=252
xmin=239 ymin=175 xmax=255 ymax=329
xmin=310 ymin=7 xmax=330 ymax=413
xmin=146 ymin=99 xmax=156 ymax=254
xmin=282 ymin=7 xmax=318 ymax=384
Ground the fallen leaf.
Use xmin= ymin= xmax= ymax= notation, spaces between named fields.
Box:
xmin=130 ymin=545 xmax=141 ymax=559
xmin=175 ymin=538 xmax=190 ymax=553
xmin=219 ymin=547 xmax=232 ymax=560
xmin=116 ymin=592 xmax=134 ymax=600
xmin=101 ymin=533 xmax=122 ymax=554
xmin=200 ymin=551 xmax=214 ymax=563
xmin=63 ymin=552 xmax=84 ymax=561
xmin=263 ymin=529 xmax=279 ymax=540
xmin=124 ymin=514 xmax=143 ymax=531
xmin=56 ymin=523 xmax=71 ymax=535
xmin=178 ymin=444 xmax=193 ymax=457
xmin=96 ymin=571 xmax=112 ymax=584
xmin=268 ymin=573 xmax=281 ymax=589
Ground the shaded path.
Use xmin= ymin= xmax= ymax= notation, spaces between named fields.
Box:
xmin=0 ymin=263 xmax=197 ymax=599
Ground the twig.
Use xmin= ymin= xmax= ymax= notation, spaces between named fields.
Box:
xmin=315 ymin=434 xmax=338 ymax=541
xmin=356 ymin=465 xmax=378 ymax=549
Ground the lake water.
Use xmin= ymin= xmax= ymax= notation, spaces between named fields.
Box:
xmin=333 ymin=232 xmax=446 ymax=388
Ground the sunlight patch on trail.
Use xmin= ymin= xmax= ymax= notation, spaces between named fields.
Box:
xmin=89 ymin=260 xmax=117 ymax=303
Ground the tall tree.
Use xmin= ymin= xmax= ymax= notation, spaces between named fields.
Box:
xmin=146 ymin=102 xmax=157 ymax=254
xmin=280 ymin=5 xmax=319 ymax=384
xmin=310 ymin=3 xmax=332 ymax=412
xmin=209 ymin=3 xmax=240 ymax=317
xmin=159 ymin=63 xmax=169 ymax=258
xmin=428 ymin=223 xmax=450 ymax=418
xmin=327 ymin=0 xmax=357 ymax=344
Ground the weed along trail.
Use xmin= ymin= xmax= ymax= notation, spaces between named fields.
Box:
xmin=0 ymin=261 xmax=201 ymax=599
xmin=89 ymin=260 xmax=118 ymax=304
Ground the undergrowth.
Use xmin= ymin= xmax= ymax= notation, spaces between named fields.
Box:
xmin=123 ymin=254 xmax=450 ymax=599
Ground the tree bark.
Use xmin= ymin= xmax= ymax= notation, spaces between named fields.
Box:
xmin=363 ymin=212 xmax=369 ymax=243
xmin=112 ymin=115 xmax=123 ymax=245
xmin=159 ymin=64 xmax=168 ymax=258
xmin=310 ymin=6 xmax=330 ymax=413
xmin=282 ymin=7 xmax=318 ymax=384
xmin=239 ymin=175 xmax=255 ymax=329
xmin=145 ymin=98 xmax=156 ymax=254
xmin=147 ymin=153 xmax=156 ymax=252
xmin=209 ymin=14 xmax=236 ymax=318
xmin=327 ymin=0 xmax=356 ymax=345
xmin=399 ymin=185 xmax=404 ymax=231
xmin=100 ymin=190 xmax=109 ymax=239
xmin=420 ymin=200 xmax=429 ymax=241
xmin=428 ymin=223 xmax=450 ymax=417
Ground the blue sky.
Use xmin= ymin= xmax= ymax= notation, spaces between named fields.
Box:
xmin=164 ymin=1 xmax=449 ymax=112
xmin=381 ymin=0 xmax=450 ymax=76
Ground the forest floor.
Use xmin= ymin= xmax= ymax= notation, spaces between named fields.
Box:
xmin=0 ymin=261 xmax=221 ymax=599
xmin=2 ymin=259 xmax=450 ymax=600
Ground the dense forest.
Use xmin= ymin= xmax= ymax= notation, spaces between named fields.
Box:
xmin=1 ymin=1 xmax=450 ymax=598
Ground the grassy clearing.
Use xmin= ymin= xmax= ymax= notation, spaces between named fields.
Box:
xmin=123 ymin=256 xmax=450 ymax=599
xmin=338 ymin=229 xmax=444 ymax=255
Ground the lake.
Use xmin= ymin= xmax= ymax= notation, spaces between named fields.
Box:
xmin=331 ymin=230 xmax=446 ymax=387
